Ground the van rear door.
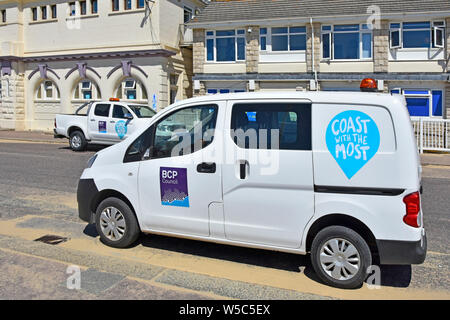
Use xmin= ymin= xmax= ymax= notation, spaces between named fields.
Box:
xmin=221 ymin=100 xmax=314 ymax=249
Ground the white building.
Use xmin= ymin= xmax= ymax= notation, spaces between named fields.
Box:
xmin=0 ymin=0 xmax=205 ymax=131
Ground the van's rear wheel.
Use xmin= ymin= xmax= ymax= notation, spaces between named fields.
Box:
xmin=310 ymin=226 xmax=371 ymax=289
xmin=69 ymin=130 xmax=87 ymax=151
xmin=95 ymin=197 xmax=140 ymax=248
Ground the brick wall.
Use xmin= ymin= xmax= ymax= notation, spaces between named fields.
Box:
xmin=246 ymin=26 xmax=259 ymax=73
xmin=306 ymin=22 xmax=321 ymax=73
xmin=373 ymin=20 xmax=389 ymax=73
xmin=193 ymin=29 xmax=205 ymax=74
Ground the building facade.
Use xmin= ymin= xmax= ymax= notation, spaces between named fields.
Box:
xmin=0 ymin=0 xmax=205 ymax=131
xmin=189 ymin=0 xmax=450 ymax=119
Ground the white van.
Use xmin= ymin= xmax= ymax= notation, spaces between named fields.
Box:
xmin=77 ymin=89 xmax=426 ymax=289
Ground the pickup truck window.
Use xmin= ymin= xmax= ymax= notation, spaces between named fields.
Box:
xmin=128 ymin=105 xmax=156 ymax=118
xmin=112 ymin=105 xmax=131 ymax=119
xmin=94 ymin=104 xmax=111 ymax=117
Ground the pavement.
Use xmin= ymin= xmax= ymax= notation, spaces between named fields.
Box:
xmin=1 ymin=130 xmax=450 ymax=166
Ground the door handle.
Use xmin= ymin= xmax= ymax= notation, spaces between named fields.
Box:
xmin=110 ymin=120 xmax=116 ymax=124
xmin=197 ymin=162 xmax=216 ymax=173
xmin=90 ymin=119 xmax=95 ymax=122
xmin=239 ymin=160 xmax=248 ymax=179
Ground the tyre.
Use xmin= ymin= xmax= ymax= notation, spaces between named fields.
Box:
xmin=310 ymin=226 xmax=372 ymax=289
xmin=95 ymin=197 xmax=140 ymax=248
xmin=69 ymin=130 xmax=87 ymax=151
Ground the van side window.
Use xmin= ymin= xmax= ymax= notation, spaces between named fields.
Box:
xmin=94 ymin=104 xmax=110 ymax=117
xmin=123 ymin=125 xmax=153 ymax=163
xmin=231 ymin=103 xmax=311 ymax=150
xmin=153 ymin=105 xmax=218 ymax=159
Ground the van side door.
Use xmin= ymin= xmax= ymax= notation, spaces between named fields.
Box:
xmin=134 ymin=102 xmax=225 ymax=237
xmin=221 ymin=100 xmax=314 ymax=248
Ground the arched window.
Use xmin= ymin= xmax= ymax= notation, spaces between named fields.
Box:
xmin=73 ymin=79 xmax=101 ymax=101
xmin=116 ymin=78 xmax=148 ymax=102
xmin=36 ymin=80 xmax=60 ymax=100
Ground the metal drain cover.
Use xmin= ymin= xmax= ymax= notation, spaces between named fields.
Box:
xmin=34 ymin=235 xmax=69 ymax=245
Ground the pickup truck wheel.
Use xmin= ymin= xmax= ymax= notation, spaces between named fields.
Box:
xmin=310 ymin=226 xmax=372 ymax=289
xmin=95 ymin=197 xmax=140 ymax=248
xmin=69 ymin=131 xmax=87 ymax=151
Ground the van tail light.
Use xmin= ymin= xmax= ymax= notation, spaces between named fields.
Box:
xmin=403 ymin=192 xmax=421 ymax=228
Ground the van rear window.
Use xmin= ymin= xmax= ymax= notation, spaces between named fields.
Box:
xmin=231 ymin=103 xmax=312 ymax=150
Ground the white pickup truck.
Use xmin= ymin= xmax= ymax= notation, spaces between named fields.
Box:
xmin=54 ymin=99 xmax=156 ymax=151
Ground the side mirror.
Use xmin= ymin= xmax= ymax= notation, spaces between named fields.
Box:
xmin=124 ymin=113 xmax=133 ymax=126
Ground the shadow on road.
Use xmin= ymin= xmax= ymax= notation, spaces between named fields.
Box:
xmin=58 ymin=144 xmax=108 ymax=152
xmin=82 ymin=223 xmax=413 ymax=289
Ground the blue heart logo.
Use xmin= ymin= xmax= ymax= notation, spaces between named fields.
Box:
xmin=115 ymin=120 xmax=128 ymax=139
xmin=326 ymin=110 xmax=380 ymax=179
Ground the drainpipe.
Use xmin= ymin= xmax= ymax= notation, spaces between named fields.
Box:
xmin=310 ymin=18 xmax=318 ymax=90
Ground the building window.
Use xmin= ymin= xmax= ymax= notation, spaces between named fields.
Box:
xmin=322 ymin=24 xmax=372 ymax=60
xmin=112 ymin=0 xmax=120 ymax=11
xmin=116 ymin=78 xmax=148 ymax=102
xmin=41 ymin=6 xmax=47 ymax=20
xmin=184 ymin=6 xmax=193 ymax=23
xmin=51 ymin=5 xmax=57 ymax=19
xmin=390 ymin=21 xmax=445 ymax=49
xmin=259 ymin=26 xmax=306 ymax=52
xmin=207 ymin=89 xmax=245 ymax=95
xmin=31 ymin=8 xmax=38 ymax=21
xmin=206 ymin=29 xmax=246 ymax=62
xmin=1 ymin=10 xmax=6 ymax=23
xmin=91 ymin=0 xmax=98 ymax=14
xmin=137 ymin=0 xmax=145 ymax=9
xmin=80 ymin=1 xmax=87 ymax=15
xmin=391 ymin=89 xmax=443 ymax=117
xmin=36 ymin=81 xmax=60 ymax=100
xmin=124 ymin=0 xmax=132 ymax=10
xmin=69 ymin=2 xmax=76 ymax=16
xmin=73 ymin=80 xmax=101 ymax=101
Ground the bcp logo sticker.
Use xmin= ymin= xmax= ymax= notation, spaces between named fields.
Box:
xmin=160 ymin=167 xmax=189 ymax=207
xmin=326 ymin=110 xmax=380 ymax=179
xmin=115 ymin=120 xmax=127 ymax=139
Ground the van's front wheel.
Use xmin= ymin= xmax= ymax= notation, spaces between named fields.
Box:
xmin=95 ymin=197 xmax=140 ymax=248
xmin=310 ymin=226 xmax=372 ymax=289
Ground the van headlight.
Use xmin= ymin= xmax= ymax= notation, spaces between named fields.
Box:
xmin=87 ymin=154 xmax=98 ymax=168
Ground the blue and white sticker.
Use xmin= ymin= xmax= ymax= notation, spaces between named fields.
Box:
xmin=160 ymin=167 xmax=189 ymax=207
xmin=98 ymin=121 xmax=107 ymax=133
xmin=326 ymin=110 xmax=380 ymax=179
xmin=115 ymin=120 xmax=127 ymax=139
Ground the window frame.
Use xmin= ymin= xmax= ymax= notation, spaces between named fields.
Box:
xmin=36 ymin=80 xmax=60 ymax=100
xmin=91 ymin=0 xmax=98 ymax=14
xmin=149 ymin=104 xmax=220 ymax=160
xmin=392 ymin=88 xmax=444 ymax=118
xmin=389 ymin=21 xmax=446 ymax=50
xmin=112 ymin=0 xmax=120 ymax=12
xmin=321 ymin=24 xmax=373 ymax=61
xmin=1 ymin=9 xmax=6 ymax=23
xmin=230 ymin=102 xmax=312 ymax=151
xmin=137 ymin=0 xmax=145 ymax=9
xmin=205 ymin=29 xmax=246 ymax=63
xmin=259 ymin=26 xmax=307 ymax=53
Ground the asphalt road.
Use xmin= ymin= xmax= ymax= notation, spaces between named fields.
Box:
xmin=0 ymin=140 xmax=449 ymax=300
